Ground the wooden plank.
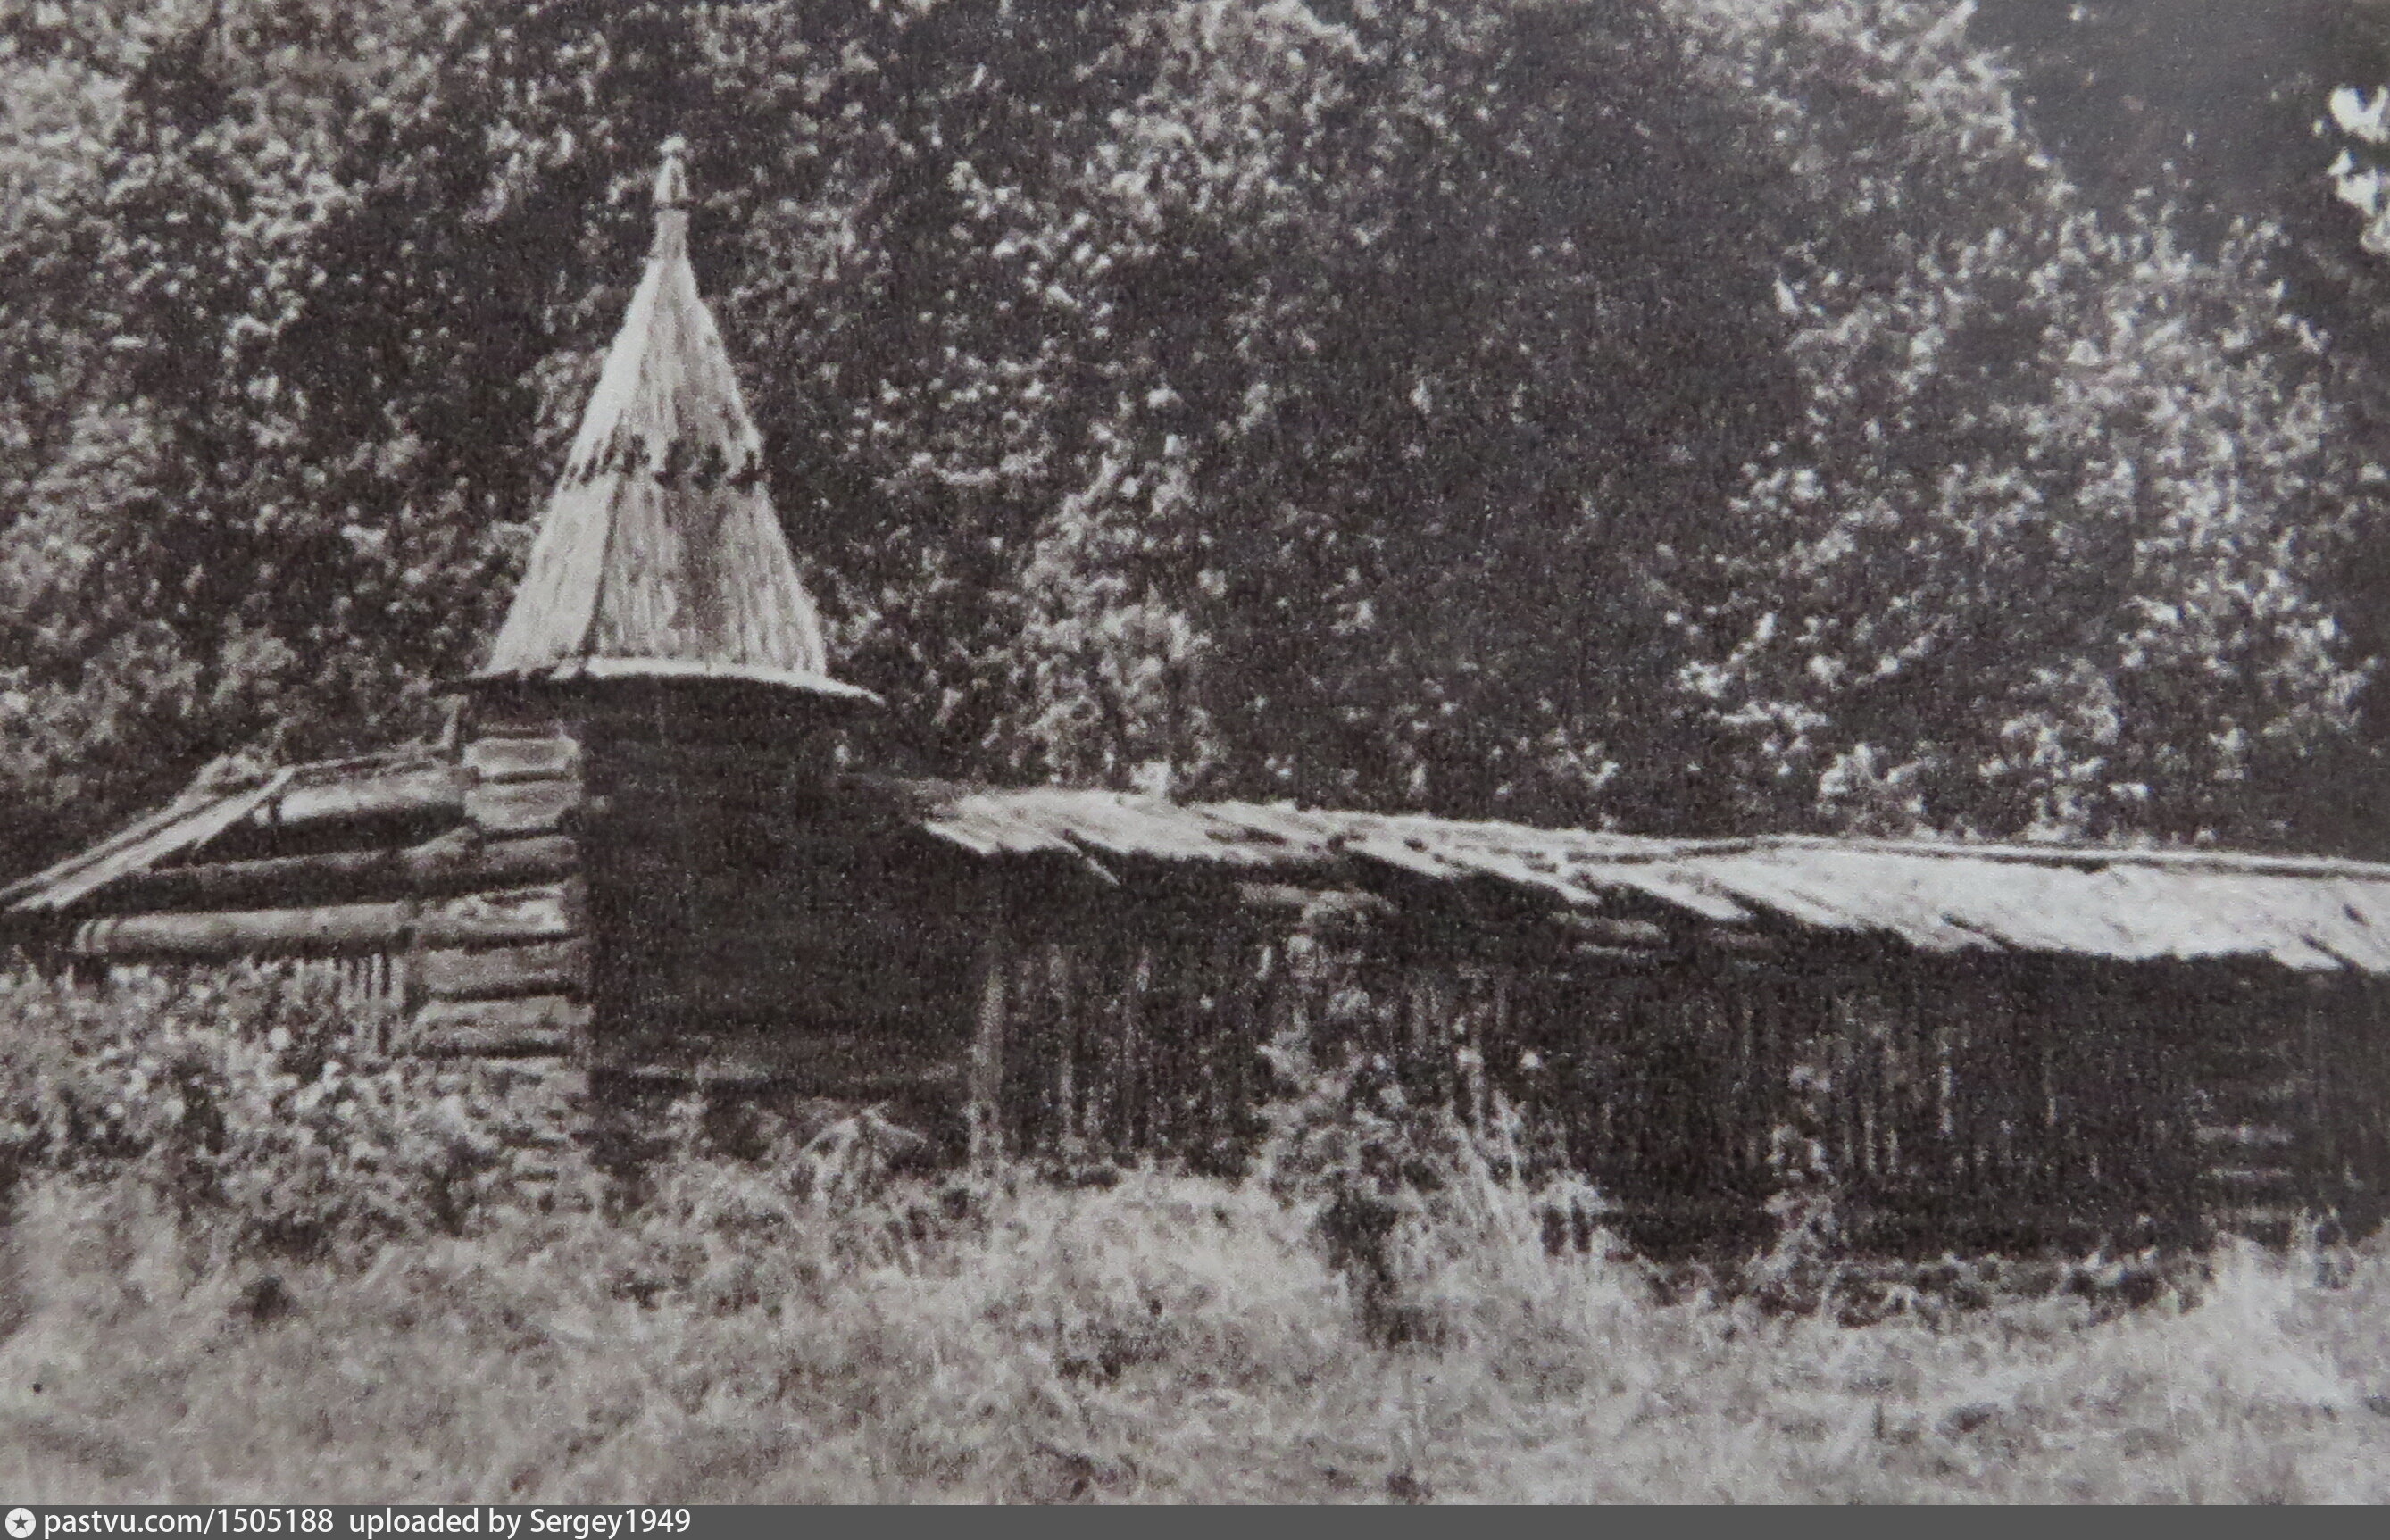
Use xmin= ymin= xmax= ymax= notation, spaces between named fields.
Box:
xmin=1553 ymin=912 xmax=1673 ymax=948
xmin=421 ymin=939 xmax=590 ymax=1001
xmin=464 ymin=736 xmax=580 ymax=783
xmin=7 ymin=770 xmax=296 ymax=913
xmin=416 ymin=882 xmax=582 ymax=947
xmin=465 ymin=778 xmax=581 ymax=837
xmin=74 ymin=901 xmax=412 ymax=959
xmin=970 ymin=924 xmax=1010 ymax=1168
xmin=2192 ymin=1123 xmax=2295 ymax=1149
xmin=1050 ymin=945 xmax=1080 ymax=1149
xmin=1693 ymin=927 xmax=1782 ymax=955
xmin=271 ymin=767 xmax=463 ymax=828
xmin=406 ymin=995 xmax=590 ymax=1057
xmin=2201 ymin=1167 xmax=2298 ymax=1189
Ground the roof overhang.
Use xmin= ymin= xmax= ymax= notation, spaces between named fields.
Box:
xmin=461 ymin=656 xmax=882 ymax=708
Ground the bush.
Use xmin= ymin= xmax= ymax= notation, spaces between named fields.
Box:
xmin=1257 ymin=1039 xmax=1617 ymax=1346
xmin=0 ymin=963 xmax=582 ymax=1258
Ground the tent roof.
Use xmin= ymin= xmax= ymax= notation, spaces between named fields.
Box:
xmin=471 ymin=143 xmax=868 ymax=704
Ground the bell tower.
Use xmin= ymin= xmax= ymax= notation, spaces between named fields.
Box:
xmin=451 ymin=140 xmax=882 ymax=1078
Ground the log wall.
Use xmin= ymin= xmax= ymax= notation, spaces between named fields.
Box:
xmin=48 ymin=712 xmax=2390 ymax=1249
xmin=71 ymin=721 xmax=596 ymax=1065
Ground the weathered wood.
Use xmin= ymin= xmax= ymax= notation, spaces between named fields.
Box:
xmin=2193 ymin=1123 xmax=2295 ymax=1149
xmin=1695 ymin=927 xmax=1783 ymax=955
xmin=75 ymin=901 xmax=412 ymax=959
xmin=591 ymin=1023 xmax=964 ymax=1090
xmin=421 ymin=939 xmax=590 ymax=1001
xmin=269 ymin=767 xmax=463 ymax=829
xmin=1049 ymin=945 xmax=1080 ymax=1149
xmin=588 ymin=736 xmax=822 ymax=787
xmin=406 ymin=994 xmax=590 ymax=1057
xmin=970 ymin=925 xmax=1010 ymax=1168
xmin=1553 ymin=912 xmax=1673 ymax=948
xmin=415 ymin=882 xmax=582 ymax=948
xmin=1567 ymin=942 xmax=1666 ymax=967
xmin=2201 ymin=1166 xmax=2298 ymax=1190
xmin=99 ymin=835 xmax=579 ymax=912
xmin=406 ymin=834 xmax=582 ymax=892
xmin=465 ymin=778 xmax=581 ymax=837
xmin=464 ymin=736 xmax=581 ymax=783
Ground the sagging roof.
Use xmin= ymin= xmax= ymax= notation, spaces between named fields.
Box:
xmin=471 ymin=143 xmax=871 ymax=704
xmin=12 ymin=747 xmax=2390 ymax=977
xmin=912 ymin=786 xmax=2390 ymax=972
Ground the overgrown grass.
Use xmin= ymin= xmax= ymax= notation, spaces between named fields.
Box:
xmin=3 ymin=1161 xmax=2388 ymax=1503
xmin=3 ymin=965 xmax=2387 ymax=1503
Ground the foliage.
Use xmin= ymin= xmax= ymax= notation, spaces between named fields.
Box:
xmin=0 ymin=963 xmax=578 ymax=1255
xmin=1674 ymin=1 xmax=2374 ymax=839
xmin=0 ymin=0 xmax=2383 ymax=863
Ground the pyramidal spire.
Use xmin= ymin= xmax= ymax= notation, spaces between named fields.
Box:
xmin=473 ymin=138 xmax=870 ymax=703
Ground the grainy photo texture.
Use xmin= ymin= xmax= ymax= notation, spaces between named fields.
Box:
xmin=3 ymin=0 xmax=2390 ymax=1506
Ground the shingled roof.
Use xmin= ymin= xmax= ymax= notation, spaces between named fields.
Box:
xmin=472 ymin=143 xmax=871 ymax=702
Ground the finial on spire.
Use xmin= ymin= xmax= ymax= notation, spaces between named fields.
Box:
xmin=470 ymin=121 xmax=872 ymax=708
xmin=649 ymin=136 xmax=691 ymax=259
xmin=654 ymin=136 xmax=690 ymax=209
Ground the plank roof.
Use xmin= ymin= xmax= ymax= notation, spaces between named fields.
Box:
xmin=909 ymin=786 xmax=2390 ymax=974
xmin=17 ymin=752 xmax=2390 ymax=980
xmin=471 ymin=143 xmax=871 ymax=703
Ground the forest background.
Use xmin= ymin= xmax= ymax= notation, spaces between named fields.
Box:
xmin=8 ymin=0 xmax=2390 ymax=881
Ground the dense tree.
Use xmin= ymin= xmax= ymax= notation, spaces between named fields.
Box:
xmin=0 ymin=0 xmax=2378 ymax=875
xmin=1969 ymin=0 xmax=2390 ymax=845
xmin=1674 ymin=0 xmax=2375 ymax=842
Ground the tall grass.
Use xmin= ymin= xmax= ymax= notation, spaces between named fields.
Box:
xmin=3 ymin=1159 xmax=2388 ymax=1503
xmin=0 ymin=967 xmax=2386 ymax=1503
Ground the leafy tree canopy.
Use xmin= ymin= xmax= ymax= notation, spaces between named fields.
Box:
xmin=0 ymin=0 xmax=2380 ymax=875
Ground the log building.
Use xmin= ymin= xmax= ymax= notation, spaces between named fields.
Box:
xmin=8 ymin=151 xmax=2390 ymax=1250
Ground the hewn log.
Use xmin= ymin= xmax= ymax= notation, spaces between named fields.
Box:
xmin=465 ymin=778 xmax=581 ymax=837
xmin=269 ymin=767 xmax=463 ymax=829
xmin=589 ymin=1023 xmax=964 ymax=1090
xmin=416 ymin=882 xmax=582 ymax=948
xmin=464 ymin=736 xmax=580 ymax=783
xmin=1567 ymin=942 xmax=1665 ymax=967
xmin=406 ymin=994 xmax=590 ymax=1057
xmin=2211 ymin=1204 xmax=2304 ymax=1233
xmin=588 ymin=736 xmax=820 ymax=786
xmin=97 ymin=835 xmax=579 ymax=912
xmin=103 ymin=847 xmax=401 ymax=911
xmin=75 ymin=901 xmax=412 ymax=959
xmin=407 ymin=834 xmax=582 ymax=892
xmin=421 ymin=939 xmax=590 ymax=1001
